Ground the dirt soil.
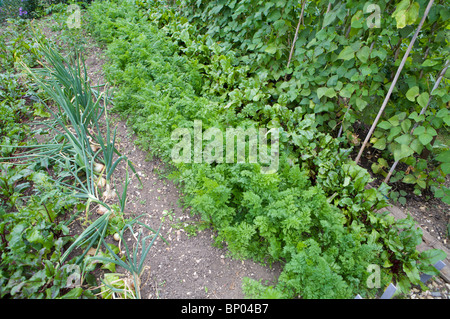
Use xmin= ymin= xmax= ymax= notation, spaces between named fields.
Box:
xmin=33 ymin=13 xmax=450 ymax=299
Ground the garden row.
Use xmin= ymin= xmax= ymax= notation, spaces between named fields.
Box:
xmin=86 ymin=0 xmax=447 ymax=298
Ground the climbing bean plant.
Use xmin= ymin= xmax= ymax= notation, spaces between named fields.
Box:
xmin=177 ymin=0 xmax=450 ymax=203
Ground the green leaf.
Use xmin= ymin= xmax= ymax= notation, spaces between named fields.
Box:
xmin=387 ymin=126 xmax=402 ymax=142
xmin=372 ymin=137 xmax=386 ymax=150
xmin=265 ymin=43 xmax=278 ymax=54
xmin=388 ymin=115 xmax=400 ymax=127
xmin=435 ymin=150 xmax=450 ymax=163
xmin=395 ymin=134 xmax=412 ymax=145
xmin=397 ymin=112 xmax=407 ymax=121
xmin=339 ymin=84 xmax=355 ymax=98
xmin=10 ymin=282 xmax=26 ymax=296
xmin=444 ymin=115 xmax=450 ymax=126
xmin=394 ymin=10 xmax=407 ymax=28
xmin=403 ymin=263 xmax=420 ymax=284
xmin=406 ymin=86 xmax=419 ymax=102
xmin=409 ymin=138 xmax=424 ymax=154
xmin=355 ymin=97 xmax=368 ymax=111
xmin=323 ymin=10 xmax=338 ymax=28
xmin=306 ymin=38 xmax=317 ymax=49
xmin=300 ymin=88 xmax=311 ymax=96
xmin=417 ymin=92 xmax=429 ymax=108
xmin=325 ymin=88 xmax=337 ymax=98
xmin=412 ymin=125 xmax=425 ymax=136
xmin=394 ymin=0 xmax=411 ymax=13
xmin=328 ymin=120 xmax=337 ymax=129
xmin=351 ymin=10 xmax=364 ymax=29
xmin=27 ymin=228 xmax=44 ymax=244
xmin=417 ymin=178 xmax=426 ymax=189
xmin=34 ymin=107 xmax=51 ymax=118
xmin=436 ymin=108 xmax=449 ymax=118
xmin=431 ymin=88 xmax=447 ymax=97
xmin=420 ymin=249 xmax=447 ymax=266
xmin=409 ymin=112 xmax=425 ymax=122
xmin=101 ymin=260 xmax=116 ymax=272
xmin=273 ymin=19 xmax=286 ymax=31
xmin=180 ymin=29 xmax=190 ymax=43
xmin=403 ymin=174 xmax=416 ymax=184
xmin=340 ymin=197 xmax=353 ymax=207
xmin=317 ymin=87 xmax=336 ymax=99
xmin=443 ymin=195 xmax=450 ymax=205
xmin=441 ymin=163 xmax=450 ymax=174
xmin=421 ymin=59 xmax=439 ymax=67
xmin=371 ymin=163 xmax=382 ymax=174
xmin=317 ymin=87 xmax=326 ymax=99
xmin=401 ymin=119 xmax=411 ymax=133
xmin=418 ymin=133 xmax=433 ymax=145
xmin=337 ymin=46 xmax=355 ymax=61
xmin=209 ymin=4 xmax=223 ymax=15
xmin=327 ymin=75 xmax=339 ymax=87
xmin=343 ymin=176 xmax=351 ymax=187
xmin=356 ymin=46 xmax=370 ymax=64
xmin=393 ymin=143 xmax=414 ymax=161
xmin=404 ymin=262 xmax=421 ymax=284
xmin=378 ymin=121 xmax=392 ymax=130
xmin=427 ymin=127 xmax=437 ymax=136
xmin=406 ymin=2 xmax=419 ymax=25
xmin=60 ymin=287 xmax=83 ymax=299
xmin=392 ymin=0 xmax=411 ymax=28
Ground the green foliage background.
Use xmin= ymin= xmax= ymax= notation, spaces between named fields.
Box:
xmin=180 ymin=0 xmax=450 ymax=202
